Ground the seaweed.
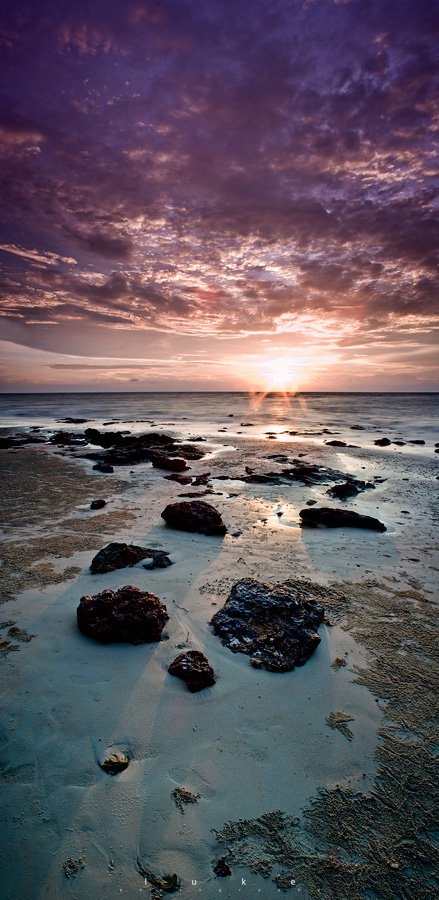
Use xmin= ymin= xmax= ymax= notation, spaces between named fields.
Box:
xmin=137 ymin=858 xmax=181 ymax=898
xmin=326 ymin=710 xmax=355 ymax=741
xmin=171 ymin=787 xmax=200 ymax=813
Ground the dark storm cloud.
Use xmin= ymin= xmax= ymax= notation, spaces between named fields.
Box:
xmin=0 ymin=0 xmax=438 ymax=352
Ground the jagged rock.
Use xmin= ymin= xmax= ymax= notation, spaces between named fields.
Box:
xmin=299 ymin=506 xmax=386 ymax=532
xmin=374 ymin=437 xmax=391 ymax=446
xmin=149 ymin=453 xmax=189 ymax=472
xmin=93 ymin=462 xmax=114 ymax=473
xmin=210 ymin=578 xmax=324 ymax=672
xmin=168 ymin=650 xmax=216 ymax=692
xmin=161 ymin=500 xmax=227 ymax=535
xmin=0 ymin=433 xmax=46 ymax=449
xmin=82 ymin=429 xmax=206 ymax=467
xmin=90 ymin=542 xmax=169 ymax=574
xmin=90 ymin=499 xmax=106 ymax=510
xmin=77 ymin=585 xmax=169 ymax=644
xmin=214 ymin=858 xmax=232 ymax=877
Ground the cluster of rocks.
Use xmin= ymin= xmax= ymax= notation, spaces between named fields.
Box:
xmin=89 ymin=542 xmax=172 ymax=574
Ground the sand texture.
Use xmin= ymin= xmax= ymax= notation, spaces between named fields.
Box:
xmin=0 ymin=431 xmax=438 ymax=899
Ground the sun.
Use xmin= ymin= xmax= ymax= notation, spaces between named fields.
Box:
xmin=260 ymin=355 xmax=299 ymax=390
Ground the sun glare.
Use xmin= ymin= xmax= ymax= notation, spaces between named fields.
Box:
xmin=260 ymin=355 xmax=300 ymax=390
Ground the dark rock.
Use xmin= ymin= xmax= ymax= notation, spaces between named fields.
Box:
xmin=240 ymin=422 xmax=254 ymax=426
xmin=142 ymin=552 xmax=172 ymax=569
xmin=214 ymin=858 xmax=232 ymax=877
xmin=393 ymin=441 xmax=406 ymax=446
xmin=90 ymin=542 xmax=170 ymax=574
xmin=326 ymin=479 xmax=375 ymax=501
xmin=210 ymin=578 xmax=324 ymax=672
xmin=57 ymin=417 xmax=89 ymax=424
xmin=150 ymin=453 xmax=189 ymax=472
xmin=161 ymin=500 xmax=227 ymax=535
xmin=90 ymin=499 xmax=106 ymax=510
xmin=168 ymin=650 xmax=216 ymax=692
xmin=82 ymin=429 xmax=206 ymax=467
xmin=306 ymin=499 xmax=317 ymax=505
xmin=77 ymin=585 xmax=169 ymax=644
xmin=93 ymin=462 xmax=114 ymax=473
xmin=164 ymin=473 xmax=193 ymax=484
xmin=299 ymin=507 xmax=386 ymax=532
xmin=192 ymin=472 xmax=211 ymax=486
xmin=191 ymin=436 xmax=206 ymax=441
xmin=325 ymin=440 xmax=347 ymax=447
xmin=0 ymin=433 xmax=46 ymax=449
xmin=178 ymin=489 xmax=221 ymax=498
xmin=49 ymin=431 xmax=86 ymax=445
xmin=350 ymin=425 xmax=365 ymax=430
xmin=374 ymin=438 xmax=391 ymax=446
xmin=408 ymin=439 xmax=425 ymax=445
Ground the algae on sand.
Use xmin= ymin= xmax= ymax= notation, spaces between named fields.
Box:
xmin=214 ymin=578 xmax=439 ymax=899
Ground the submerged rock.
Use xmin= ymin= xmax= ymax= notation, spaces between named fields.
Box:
xmin=374 ymin=437 xmax=392 ymax=447
xmin=210 ymin=578 xmax=324 ymax=672
xmin=150 ymin=453 xmax=189 ymax=472
xmin=77 ymin=585 xmax=169 ymax=644
xmin=164 ymin=473 xmax=193 ymax=484
xmin=90 ymin=542 xmax=169 ymax=573
xmin=168 ymin=650 xmax=216 ymax=692
xmin=299 ymin=507 xmax=386 ymax=532
xmin=90 ymin=499 xmax=106 ymax=510
xmin=161 ymin=500 xmax=227 ymax=535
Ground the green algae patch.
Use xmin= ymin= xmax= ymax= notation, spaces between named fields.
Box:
xmin=214 ymin=578 xmax=439 ymax=899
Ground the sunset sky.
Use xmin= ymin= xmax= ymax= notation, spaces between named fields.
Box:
xmin=0 ymin=0 xmax=438 ymax=392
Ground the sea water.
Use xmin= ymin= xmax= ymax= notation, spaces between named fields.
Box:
xmin=0 ymin=392 xmax=438 ymax=452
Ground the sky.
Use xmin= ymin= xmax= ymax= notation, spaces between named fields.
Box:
xmin=0 ymin=0 xmax=438 ymax=392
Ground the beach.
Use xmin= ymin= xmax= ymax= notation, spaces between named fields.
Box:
xmin=0 ymin=393 xmax=438 ymax=900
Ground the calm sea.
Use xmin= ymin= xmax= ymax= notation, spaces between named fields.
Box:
xmin=0 ymin=392 xmax=438 ymax=451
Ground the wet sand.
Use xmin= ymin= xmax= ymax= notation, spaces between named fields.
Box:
xmin=0 ymin=432 xmax=438 ymax=899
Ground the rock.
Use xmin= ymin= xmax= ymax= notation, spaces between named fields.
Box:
xmin=0 ymin=433 xmax=46 ymax=449
xmin=93 ymin=462 xmax=114 ymax=473
xmin=240 ymin=422 xmax=254 ymax=426
xmin=350 ymin=425 xmax=365 ymax=430
xmin=161 ymin=500 xmax=227 ymax=535
xmin=326 ymin=479 xmax=375 ymax=500
xmin=142 ymin=552 xmax=172 ymax=569
xmin=49 ymin=431 xmax=87 ymax=445
xmin=210 ymin=578 xmax=324 ymax=672
xmin=77 ymin=585 xmax=169 ymax=644
xmin=408 ymin=439 xmax=425 ymax=445
xmin=57 ymin=417 xmax=89 ymax=424
xmin=214 ymin=858 xmax=232 ymax=877
xmin=325 ymin=440 xmax=347 ymax=447
xmin=168 ymin=650 xmax=216 ymax=692
xmin=192 ymin=472 xmax=211 ymax=486
xmin=90 ymin=499 xmax=106 ymax=510
xmin=393 ymin=441 xmax=406 ymax=446
xmin=374 ymin=438 xmax=391 ymax=446
xmin=82 ymin=429 xmax=206 ymax=467
xmin=90 ymin=542 xmax=170 ymax=574
xmin=164 ymin=473 xmax=193 ymax=484
xmin=299 ymin=507 xmax=386 ymax=532
xmin=149 ymin=453 xmax=189 ymax=472
xmin=306 ymin=499 xmax=317 ymax=505
xmin=99 ymin=749 xmax=130 ymax=774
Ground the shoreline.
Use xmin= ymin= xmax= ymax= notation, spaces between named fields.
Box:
xmin=0 ymin=429 xmax=438 ymax=899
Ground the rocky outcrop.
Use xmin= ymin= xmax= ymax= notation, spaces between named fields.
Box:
xmin=299 ymin=507 xmax=386 ymax=531
xmin=210 ymin=578 xmax=324 ymax=672
xmin=90 ymin=542 xmax=170 ymax=574
xmin=161 ymin=500 xmax=227 ymax=535
xmin=374 ymin=437 xmax=391 ymax=446
xmin=82 ymin=429 xmax=206 ymax=467
xmin=325 ymin=439 xmax=347 ymax=447
xmin=49 ymin=431 xmax=87 ymax=445
xmin=77 ymin=585 xmax=169 ymax=644
xmin=164 ymin=473 xmax=193 ymax=484
xmin=168 ymin=650 xmax=216 ymax=692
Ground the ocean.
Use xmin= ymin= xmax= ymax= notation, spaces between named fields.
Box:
xmin=0 ymin=392 xmax=438 ymax=452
